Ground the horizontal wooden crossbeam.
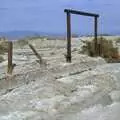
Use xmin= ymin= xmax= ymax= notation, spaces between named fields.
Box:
xmin=64 ymin=9 xmax=99 ymax=17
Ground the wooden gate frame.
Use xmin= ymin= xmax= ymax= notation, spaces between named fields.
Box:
xmin=64 ymin=9 xmax=99 ymax=62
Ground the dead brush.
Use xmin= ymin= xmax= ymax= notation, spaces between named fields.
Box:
xmin=0 ymin=39 xmax=8 ymax=63
xmin=0 ymin=56 xmax=4 ymax=63
xmin=0 ymin=40 xmax=8 ymax=54
xmin=81 ymin=37 xmax=120 ymax=63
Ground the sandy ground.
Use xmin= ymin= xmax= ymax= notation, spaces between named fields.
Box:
xmin=0 ymin=37 xmax=120 ymax=120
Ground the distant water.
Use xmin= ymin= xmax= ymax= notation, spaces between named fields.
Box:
xmin=0 ymin=0 xmax=120 ymax=39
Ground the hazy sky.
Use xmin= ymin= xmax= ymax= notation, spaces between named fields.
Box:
xmin=0 ymin=0 xmax=120 ymax=35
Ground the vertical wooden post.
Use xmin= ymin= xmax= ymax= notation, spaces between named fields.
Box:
xmin=66 ymin=12 xmax=71 ymax=62
xmin=7 ymin=41 xmax=13 ymax=74
xmin=94 ymin=16 xmax=98 ymax=55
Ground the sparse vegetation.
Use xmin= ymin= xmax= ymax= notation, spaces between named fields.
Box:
xmin=15 ymin=39 xmax=28 ymax=48
xmin=115 ymin=37 xmax=120 ymax=43
xmin=0 ymin=40 xmax=8 ymax=54
xmin=0 ymin=39 xmax=8 ymax=63
xmin=0 ymin=56 xmax=4 ymax=63
xmin=15 ymin=36 xmax=46 ymax=48
xmin=115 ymin=37 xmax=120 ymax=47
xmin=81 ymin=37 xmax=120 ymax=63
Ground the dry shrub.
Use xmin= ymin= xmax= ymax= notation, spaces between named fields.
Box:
xmin=16 ymin=39 xmax=28 ymax=47
xmin=0 ymin=39 xmax=8 ymax=63
xmin=116 ymin=37 xmax=120 ymax=43
xmin=0 ymin=40 xmax=8 ymax=54
xmin=81 ymin=38 xmax=96 ymax=57
xmin=0 ymin=56 xmax=4 ymax=63
xmin=81 ymin=37 xmax=120 ymax=63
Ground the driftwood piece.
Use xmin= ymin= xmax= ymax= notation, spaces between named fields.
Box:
xmin=28 ymin=43 xmax=43 ymax=65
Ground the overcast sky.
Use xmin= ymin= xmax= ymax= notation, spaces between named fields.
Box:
xmin=0 ymin=0 xmax=120 ymax=35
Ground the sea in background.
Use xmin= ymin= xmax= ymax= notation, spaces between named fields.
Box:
xmin=0 ymin=0 xmax=120 ymax=39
